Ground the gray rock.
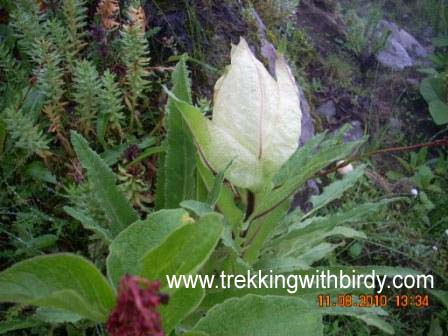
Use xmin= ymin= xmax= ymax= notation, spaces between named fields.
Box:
xmin=299 ymin=87 xmax=315 ymax=145
xmin=389 ymin=117 xmax=403 ymax=130
xmin=377 ymin=38 xmax=414 ymax=70
xmin=342 ymin=120 xmax=364 ymax=143
xmin=376 ymin=20 xmax=428 ymax=70
xmin=316 ymin=100 xmax=336 ymax=120
xmin=381 ymin=21 xmax=428 ymax=58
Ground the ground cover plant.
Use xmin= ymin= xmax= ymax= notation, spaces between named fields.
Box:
xmin=0 ymin=0 xmax=447 ymax=335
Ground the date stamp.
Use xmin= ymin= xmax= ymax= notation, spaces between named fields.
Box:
xmin=317 ymin=294 xmax=430 ymax=308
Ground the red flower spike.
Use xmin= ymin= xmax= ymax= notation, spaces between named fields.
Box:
xmin=107 ymin=275 xmax=169 ymax=336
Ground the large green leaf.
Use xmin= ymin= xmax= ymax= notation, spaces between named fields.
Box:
xmin=420 ymin=77 xmax=448 ymax=125
xmin=420 ymin=77 xmax=444 ymax=103
xmin=193 ymin=295 xmax=391 ymax=335
xmin=428 ymin=100 xmax=448 ymax=125
xmin=140 ymin=213 xmax=223 ymax=288
xmin=253 ymin=133 xmax=365 ymax=219
xmin=107 ymin=209 xmax=190 ymax=287
xmin=193 ymin=295 xmax=323 ymax=336
xmin=160 ymin=286 xmax=205 ymax=334
xmin=70 ymin=131 xmax=138 ymax=237
xmin=163 ymin=55 xmax=197 ymax=208
xmin=0 ymin=254 xmax=115 ymax=322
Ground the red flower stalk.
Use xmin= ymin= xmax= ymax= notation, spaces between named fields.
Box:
xmin=107 ymin=275 xmax=169 ymax=336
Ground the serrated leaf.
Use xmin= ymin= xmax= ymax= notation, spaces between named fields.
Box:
xmin=64 ymin=206 xmax=113 ymax=243
xmin=257 ymin=242 xmax=342 ymax=272
xmin=0 ymin=254 xmax=115 ymax=322
xmin=163 ymin=55 xmax=196 ymax=208
xmin=107 ymin=209 xmax=189 ymax=287
xmin=70 ymin=131 xmax=138 ymax=237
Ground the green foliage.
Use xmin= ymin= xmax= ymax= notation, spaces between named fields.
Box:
xmin=98 ymin=70 xmax=125 ymax=146
xmin=31 ymin=39 xmax=65 ymax=104
xmin=0 ymin=3 xmax=445 ymax=333
xmin=9 ymin=0 xmax=45 ymax=58
xmin=120 ymin=9 xmax=150 ymax=126
xmin=192 ymin=294 xmax=391 ymax=336
xmin=193 ymin=295 xmax=323 ymax=336
xmin=159 ymin=55 xmax=197 ymax=209
xmin=342 ymin=6 xmax=390 ymax=58
xmin=72 ymin=61 xmax=102 ymax=135
xmin=420 ymin=69 xmax=448 ymax=125
xmin=62 ymin=0 xmax=87 ymax=66
xmin=2 ymin=96 xmax=50 ymax=156
xmin=107 ymin=209 xmax=189 ymax=287
xmin=140 ymin=213 xmax=224 ymax=288
xmin=69 ymin=132 xmax=138 ymax=238
xmin=0 ymin=254 xmax=115 ymax=322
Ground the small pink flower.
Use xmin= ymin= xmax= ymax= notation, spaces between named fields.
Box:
xmin=107 ymin=275 xmax=169 ymax=336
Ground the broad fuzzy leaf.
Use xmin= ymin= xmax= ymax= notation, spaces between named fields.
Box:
xmin=193 ymin=295 xmax=391 ymax=336
xmin=70 ymin=131 xmax=138 ymax=237
xmin=168 ymin=38 xmax=301 ymax=191
xmin=107 ymin=209 xmax=190 ymax=287
xmin=193 ymin=295 xmax=322 ymax=336
xmin=140 ymin=213 xmax=223 ymax=288
xmin=0 ymin=254 xmax=115 ymax=322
